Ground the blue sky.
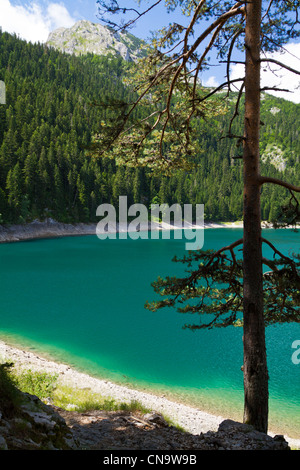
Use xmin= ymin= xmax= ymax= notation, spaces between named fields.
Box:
xmin=0 ymin=0 xmax=178 ymax=42
xmin=1 ymin=0 xmax=300 ymax=101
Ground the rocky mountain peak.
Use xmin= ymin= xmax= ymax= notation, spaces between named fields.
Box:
xmin=46 ymin=20 xmax=146 ymax=61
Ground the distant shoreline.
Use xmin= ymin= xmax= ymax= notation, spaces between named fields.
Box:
xmin=1 ymin=217 xmax=295 ymax=245
xmin=0 ymin=219 xmax=245 ymax=244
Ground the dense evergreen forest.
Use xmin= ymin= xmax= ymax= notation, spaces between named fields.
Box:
xmin=0 ymin=30 xmax=299 ymax=225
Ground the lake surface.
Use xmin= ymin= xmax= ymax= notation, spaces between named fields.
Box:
xmin=0 ymin=227 xmax=299 ymax=438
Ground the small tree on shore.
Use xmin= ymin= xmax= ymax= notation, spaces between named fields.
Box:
xmin=95 ymin=0 xmax=300 ymax=433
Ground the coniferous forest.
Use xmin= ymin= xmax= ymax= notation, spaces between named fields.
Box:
xmin=0 ymin=30 xmax=299 ymax=225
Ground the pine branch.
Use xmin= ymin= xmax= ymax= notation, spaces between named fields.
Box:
xmin=258 ymin=176 xmax=300 ymax=193
xmin=260 ymin=58 xmax=300 ymax=76
xmin=96 ymin=0 xmax=163 ymax=32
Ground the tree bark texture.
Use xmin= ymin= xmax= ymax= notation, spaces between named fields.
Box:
xmin=242 ymin=0 xmax=269 ymax=433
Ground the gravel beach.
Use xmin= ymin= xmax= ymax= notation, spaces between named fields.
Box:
xmin=1 ymin=340 xmax=299 ymax=449
xmin=0 ymin=340 xmax=224 ymax=435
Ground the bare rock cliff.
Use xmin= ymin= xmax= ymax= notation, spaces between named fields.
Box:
xmin=46 ymin=20 xmax=146 ymax=61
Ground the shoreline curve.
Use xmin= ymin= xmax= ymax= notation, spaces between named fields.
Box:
xmin=0 ymin=219 xmax=243 ymax=244
xmin=0 ymin=339 xmax=299 ymax=450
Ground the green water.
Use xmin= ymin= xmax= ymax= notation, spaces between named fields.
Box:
xmin=0 ymin=228 xmax=299 ymax=438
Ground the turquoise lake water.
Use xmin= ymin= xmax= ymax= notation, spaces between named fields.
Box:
xmin=0 ymin=228 xmax=299 ymax=438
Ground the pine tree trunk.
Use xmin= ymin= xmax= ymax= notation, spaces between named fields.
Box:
xmin=242 ymin=0 xmax=269 ymax=433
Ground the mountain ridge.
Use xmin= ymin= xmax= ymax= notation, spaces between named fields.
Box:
xmin=46 ymin=20 xmax=146 ymax=61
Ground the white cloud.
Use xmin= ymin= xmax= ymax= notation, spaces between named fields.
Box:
xmin=230 ymin=42 xmax=300 ymax=103
xmin=0 ymin=0 xmax=76 ymax=43
xmin=202 ymin=75 xmax=220 ymax=88
xmin=46 ymin=3 xmax=76 ymax=30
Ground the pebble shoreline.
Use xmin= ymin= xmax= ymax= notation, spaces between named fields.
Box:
xmin=0 ymin=340 xmax=224 ymax=435
xmin=1 ymin=340 xmax=299 ymax=449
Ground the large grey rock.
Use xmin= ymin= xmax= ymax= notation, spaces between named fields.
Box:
xmin=0 ymin=392 xmax=79 ymax=450
xmin=215 ymin=419 xmax=290 ymax=450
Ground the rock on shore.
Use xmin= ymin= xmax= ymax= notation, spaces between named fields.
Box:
xmin=0 ymin=389 xmax=78 ymax=450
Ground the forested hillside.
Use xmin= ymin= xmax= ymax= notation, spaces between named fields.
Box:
xmin=0 ymin=30 xmax=299 ymax=225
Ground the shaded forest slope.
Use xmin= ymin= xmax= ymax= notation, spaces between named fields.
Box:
xmin=0 ymin=31 xmax=299 ymax=225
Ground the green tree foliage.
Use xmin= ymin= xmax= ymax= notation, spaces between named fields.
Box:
xmin=96 ymin=0 xmax=300 ymax=434
xmin=146 ymin=240 xmax=300 ymax=327
xmin=0 ymin=32 xmax=131 ymax=223
xmin=0 ymin=30 xmax=299 ymax=225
